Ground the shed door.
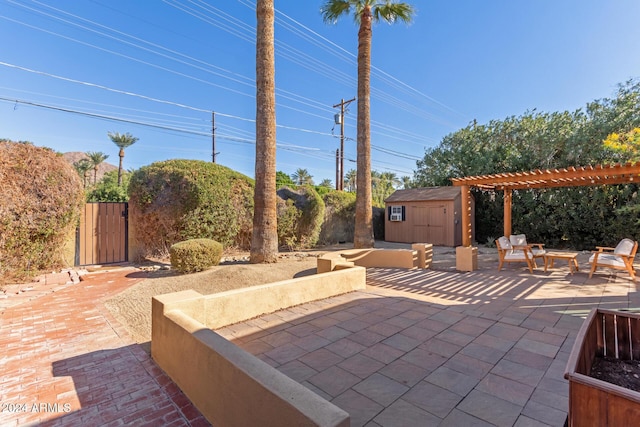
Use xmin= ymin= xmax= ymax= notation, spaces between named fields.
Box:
xmin=412 ymin=206 xmax=428 ymax=242
xmin=428 ymin=205 xmax=447 ymax=245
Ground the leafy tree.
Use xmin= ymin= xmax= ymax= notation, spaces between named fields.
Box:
xmin=321 ymin=0 xmax=414 ymax=248
xmin=86 ymin=151 xmax=109 ymax=185
xmin=372 ymin=171 xmax=401 ymax=206
xmin=251 ymin=0 xmax=278 ymax=263
xmin=291 ymin=168 xmax=314 ymax=185
xmin=276 ymin=170 xmax=295 ymax=188
xmin=603 ymin=128 xmax=640 ymax=161
xmin=413 ymin=79 xmax=640 ymax=248
xmin=108 ymin=131 xmax=138 ymax=186
xmin=87 ymin=170 xmax=130 ymax=202
xmin=319 ymin=178 xmax=333 ymax=188
xmin=401 ymin=175 xmax=413 ymax=189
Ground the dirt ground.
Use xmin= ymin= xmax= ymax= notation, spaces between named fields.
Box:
xmin=103 ymin=253 xmax=319 ymax=349
xmin=103 ymin=243 xmax=504 ymax=353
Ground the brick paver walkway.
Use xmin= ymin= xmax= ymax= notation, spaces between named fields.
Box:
xmin=0 ymin=268 xmax=209 ymax=426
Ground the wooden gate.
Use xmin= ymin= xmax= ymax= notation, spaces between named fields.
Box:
xmin=76 ymin=203 xmax=128 ymax=266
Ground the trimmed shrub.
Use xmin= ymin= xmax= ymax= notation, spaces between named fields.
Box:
xmin=170 ymin=238 xmax=223 ymax=274
xmin=276 ymin=186 xmax=325 ymax=249
xmin=319 ymin=191 xmax=356 ymax=244
xmin=0 ymin=140 xmax=84 ymax=282
xmin=128 ymin=160 xmax=254 ymax=258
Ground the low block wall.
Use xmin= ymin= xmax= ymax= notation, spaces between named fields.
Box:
xmin=317 ymin=244 xmax=432 ymax=273
xmin=152 ymin=267 xmax=366 ymax=426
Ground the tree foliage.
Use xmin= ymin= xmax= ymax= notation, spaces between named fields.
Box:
xmin=414 ymin=79 xmax=640 ymax=249
xmin=86 ymin=151 xmax=109 ymax=185
xmin=87 ymin=170 xmax=130 ymax=202
xmin=128 ymin=160 xmax=254 ymax=258
xmin=108 ymin=131 xmax=138 ymax=186
xmin=0 ymin=140 xmax=84 ymax=282
xmin=291 ymin=168 xmax=314 ymax=185
xmin=603 ymin=127 xmax=640 ymax=161
xmin=276 ymin=186 xmax=325 ymax=249
xmin=276 ymin=170 xmax=295 ymax=188
xmin=372 ymin=170 xmax=401 ymax=207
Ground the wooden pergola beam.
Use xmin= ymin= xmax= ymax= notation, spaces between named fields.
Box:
xmin=451 ymin=162 xmax=640 ymax=191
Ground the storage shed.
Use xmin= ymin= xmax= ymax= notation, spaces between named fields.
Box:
xmin=384 ymin=187 xmax=475 ymax=247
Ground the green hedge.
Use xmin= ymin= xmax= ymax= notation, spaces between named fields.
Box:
xmin=276 ymin=186 xmax=325 ymax=249
xmin=128 ymin=160 xmax=254 ymax=258
xmin=170 ymin=238 xmax=223 ymax=273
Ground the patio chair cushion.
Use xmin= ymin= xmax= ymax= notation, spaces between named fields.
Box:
xmin=497 ymin=236 xmax=512 ymax=250
xmin=614 ymin=238 xmax=636 ymax=256
xmin=509 ymin=234 xmax=527 ymax=247
xmin=588 ymin=253 xmax=626 ymax=268
xmin=510 ymin=234 xmax=545 ymax=257
xmin=504 ymin=250 xmax=533 ymax=260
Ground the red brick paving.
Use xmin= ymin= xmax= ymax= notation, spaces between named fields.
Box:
xmin=0 ymin=268 xmax=209 ymax=426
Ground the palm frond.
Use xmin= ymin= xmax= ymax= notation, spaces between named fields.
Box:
xmin=373 ymin=2 xmax=415 ymax=24
xmin=320 ymin=0 xmax=353 ymax=24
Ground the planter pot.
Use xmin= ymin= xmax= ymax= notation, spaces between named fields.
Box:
xmin=565 ymin=308 xmax=640 ymax=426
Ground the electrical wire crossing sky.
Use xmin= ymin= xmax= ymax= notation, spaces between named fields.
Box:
xmin=1 ymin=0 xmax=639 ymax=183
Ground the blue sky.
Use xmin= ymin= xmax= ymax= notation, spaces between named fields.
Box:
xmin=1 ymin=0 xmax=639 ymax=184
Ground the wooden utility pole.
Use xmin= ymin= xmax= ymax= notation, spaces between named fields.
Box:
xmin=335 ymin=149 xmax=340 ymax=190
xmin=333 ymin=97 xmax=356 ymax=190
xmin=211 ymin=111 xmax=221 ymax=163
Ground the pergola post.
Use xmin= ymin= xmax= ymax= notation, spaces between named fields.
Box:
xmin=461 ymin=185 xmax=472 ymax=246
xmin=456 ymin=185 xmax=477 ymax=271
xmin=504 ymin=189 xmax=512 ymax=237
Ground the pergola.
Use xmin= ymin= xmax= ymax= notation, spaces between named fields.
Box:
xmin=451 ymin=162 xmax=640 ymax=247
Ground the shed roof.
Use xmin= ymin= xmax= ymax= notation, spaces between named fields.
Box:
xmin=385 ymin=186 xmax=461 ymax=203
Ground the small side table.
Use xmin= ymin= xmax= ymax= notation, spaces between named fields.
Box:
xmin=544 ymin=251 xmax=580 ymax=275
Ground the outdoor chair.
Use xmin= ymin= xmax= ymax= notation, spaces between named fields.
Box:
xmin=589 ymin=238 xmax=638 ymax=280
xmin=509 ymin=234 xmax=546 ymax=268
xmin=496 ymin=236 xmax=536 ymax=273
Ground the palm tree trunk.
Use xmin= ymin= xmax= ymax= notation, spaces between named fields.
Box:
xmin=251 ymin=0 xmax=278 ymax=263
xmin=118 ymin=147 xmax=125 ymax=186
xmin=354 ymin=6 xmax=374 ymax=248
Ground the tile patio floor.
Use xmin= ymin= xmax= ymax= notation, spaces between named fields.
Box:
xmin=217 ymin=264 xmax=640 ymax=427
xmin=2 ymin=252 xmax=639 ymax=426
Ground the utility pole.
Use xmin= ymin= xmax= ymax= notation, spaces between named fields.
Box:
xmin=335 ymin=149 xmax=340 ymax=190
xmin=212 ymin=111 xmax=219 ymax=163
xmin=333 ymin=97 xmax=356 ymax=190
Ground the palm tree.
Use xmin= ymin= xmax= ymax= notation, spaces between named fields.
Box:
xmin=321 ymin=0 xmax=414 ymax=248
xmin=401 ymin=175 xmax=413 ymax=189
xmin=86 ymin=151 xmax=109 ymax=185
xmin=251 ymin=0 xmax=278 ymax=264
xmin=319 ymin=178 xmax=333 ymax=188
xmin=345 ymin=168 xmax=357 ymax=192
xmin=108 ymin=131 xmax=138 ymax=186
xmin=73 ymin=159 xmax=92 ymax=188
xmin=373 ymin=171 xmax=401 ymax=205
xmin=291 ymin=168 xmax=314 ymax=186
